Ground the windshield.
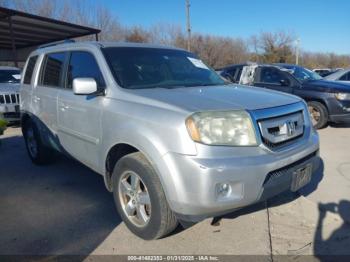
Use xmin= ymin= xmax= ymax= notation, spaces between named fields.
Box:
xmin=102 ymin=47 xmax=225 ymax=89
xmin=281 ymin=65 xmax=323 ymax=82
xmin=0 ymin=70 xmax=21 ymax=84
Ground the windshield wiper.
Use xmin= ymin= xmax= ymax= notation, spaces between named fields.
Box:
xmin=155 ymin=85 xmax=187 ymax=89
xmin=184 ymin=83 xmax=224 ymax=87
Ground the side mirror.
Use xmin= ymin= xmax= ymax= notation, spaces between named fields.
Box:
xmin=280 ymin=79 xmax=290 ymax=86
xmin=73 ymin=78 xmax=98 ymax=95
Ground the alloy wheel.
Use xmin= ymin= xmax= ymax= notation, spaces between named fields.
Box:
xmin=118 ymin=171 xmax=151 ymax=227
xmin=308 ymin=106 xmax=321 ymax=126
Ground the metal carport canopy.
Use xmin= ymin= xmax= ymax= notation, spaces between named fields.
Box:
xmin=0 ymin=6 xmax=101 ymax=66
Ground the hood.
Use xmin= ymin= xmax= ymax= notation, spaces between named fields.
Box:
xmin=126 ymin=84 xmax=301 ymax=112
xmin=0 ymin=83 xmax=20 ymax=93
xmin=302 ymin=79 xmax=350 ymax=93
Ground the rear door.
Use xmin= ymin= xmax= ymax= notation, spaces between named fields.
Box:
xmin=21 ymin=55 xmax=39 ymax=115
xmin=57 ymin=50 xmax=105 ymax=169
xmin=253 ymin=66 xmax=294 ymax=94
xmin=32 ymin=52 xmax=67 ymax=134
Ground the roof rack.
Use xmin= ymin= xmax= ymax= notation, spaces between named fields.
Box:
xmin=38 ymin=39 xmax=75 ymax=49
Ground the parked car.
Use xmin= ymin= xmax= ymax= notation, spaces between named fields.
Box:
xmin=0 ymin=66 xmax=21 ymax=123
xmin=21 ymin=42 xmax=320 ymax=240
xmin=313 ymin=68 xmax=332 ymax=77
xmin=219 ymin=63 xmax=350 ymax=129
xmin=324 ymin=68 xmax=350 ymax=82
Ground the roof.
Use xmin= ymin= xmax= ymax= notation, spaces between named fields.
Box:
xmin=0 ymin=66 xmax=20 ymax=70
xmin=30 ymin=41 xmax=185 ymax=56
xmin=98 ymin=42 xmax=184 ymax=50
xmin=325 ymin=68 xmax=350 ymax=80
xmin=0 ymin=6 xmax=100 ymax=50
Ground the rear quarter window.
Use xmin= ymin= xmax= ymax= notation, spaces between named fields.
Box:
xmin=23 ymin=56 xmax=38 ymax=84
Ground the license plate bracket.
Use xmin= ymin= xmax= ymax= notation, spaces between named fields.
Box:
xmin=291 ymin=163 xmax=312 ymax=192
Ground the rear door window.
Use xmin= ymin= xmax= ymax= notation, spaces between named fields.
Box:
xmin=66 ymin=51 xmax=105 ymax=89
xmin=41 ymin=52 xmax=67 ymax=87
xmin=340 ymin=72 xmax=350 ymax=81
xmin=225 ymin=68 xmax=237 ymax=82
xmin=259 ymin=67 xmax=287 ymax=84
xmin=23 ymin=56 xmax=38 ymax=84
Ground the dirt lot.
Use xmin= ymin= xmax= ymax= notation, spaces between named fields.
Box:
xmin=0 ymin=125 xmax=349 ymax=259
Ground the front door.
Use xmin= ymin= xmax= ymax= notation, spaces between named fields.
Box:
xmin=57 ymin=51 xmax=106 ymax=169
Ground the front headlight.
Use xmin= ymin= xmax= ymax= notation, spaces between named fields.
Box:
xmin=186 ymin=111 xmax=257 ymax=146
xmin=335 ymin=93 xmax=350 ymax=101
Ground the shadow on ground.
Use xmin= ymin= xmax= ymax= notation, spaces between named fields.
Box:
xmin=314 ymin=200 xmax=350 ymax=259
xmin=0 ymin=135 xmax=121 ymax=255
xmin=329 ymin=122 xmax=350 ymax=128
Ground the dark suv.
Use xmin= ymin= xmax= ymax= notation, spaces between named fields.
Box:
xmin=219 ymin=63 xmax=350 ymax=129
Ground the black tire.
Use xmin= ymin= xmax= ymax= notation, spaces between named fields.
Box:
xmin=112 ymin=152 xmax=178 ymax=240
xmin=307 ymin=101 xmax=328 ymax=129
xmin=22 ymin=119 xmax=54 ymax=165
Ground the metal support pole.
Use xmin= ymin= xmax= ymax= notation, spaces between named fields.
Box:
xmin=295 ymin=38 xmax=300 ymax=65
xmin=95 ymin=33 xmax=99 ymax=42
xmin=186 ymin=0 xmax=191 ymax=51
xmin=8 ymin=16 xmax=18 ymax=68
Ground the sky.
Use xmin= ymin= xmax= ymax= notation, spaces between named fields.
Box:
xmin=98 ymin=0 xmax=350 ymax=55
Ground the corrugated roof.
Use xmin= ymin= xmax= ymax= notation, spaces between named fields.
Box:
xmin=0 ymin=6 xmax=100 ymax=50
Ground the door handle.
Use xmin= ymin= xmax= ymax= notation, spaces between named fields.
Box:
xmin=33 ymin=96 xmax=41 ymax=102
xmin=59 ymin=104 xmax=69 ymax=111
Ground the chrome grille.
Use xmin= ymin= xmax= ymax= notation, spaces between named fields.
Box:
xmin=258 ymin=111 xmax=304 ymax=149
xmin=0 ymin=93 xmax=20 ymax=105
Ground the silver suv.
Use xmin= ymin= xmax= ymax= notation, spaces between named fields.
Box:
xmin=20 ymin=42 xmax=320 ymax=239
xmin=0 ymin=66 xmax=21 ymax=122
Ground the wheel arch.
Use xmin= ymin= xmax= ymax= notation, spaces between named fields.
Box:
xmin=104 ymin=143 xmax=140 ymax=192
xmin=20 ymin=112 xmax=31 ymax=127
xmin=304 ymin=97 xmax=330 ymax=115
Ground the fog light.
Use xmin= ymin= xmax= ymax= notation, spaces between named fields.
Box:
xmin=216 ymin=183 xmax=231 ymax=198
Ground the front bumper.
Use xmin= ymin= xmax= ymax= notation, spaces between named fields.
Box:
xmin=327 ymin=97 xmax=350 ymax=123
xmin=0 ymin=104 xmax=20 ymax=122
xmin=329 ymin=112 xmax=350 ymax=123
xmin=159 ymin=130 xmax=320 ymax=222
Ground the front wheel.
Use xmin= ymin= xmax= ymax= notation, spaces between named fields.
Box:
xmin=112 ymin=152 xmax=178 ymax=240
xmin=307 ymin=101 xmax=328 ymax=129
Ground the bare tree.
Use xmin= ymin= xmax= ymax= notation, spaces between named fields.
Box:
xmin=149 ymin=23 xmax=183 ymax=46
xmin=1 ymin=1 xmax=349 ymax=69
xmin=188 ymin=34 xmax=249 ymax=68
xmin=250 ymin=31 xmax=296 ymax=63
xmin=125 ymin=26 xmax=150 ymax=43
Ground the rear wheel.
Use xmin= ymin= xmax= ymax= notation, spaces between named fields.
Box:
xmin=112 ymin=152 xmax=178 ymax=240
xmin=22 ymin=119 xmax=54 ymax=165
xmin=307 ymin=101 xmax=328 ymax=129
